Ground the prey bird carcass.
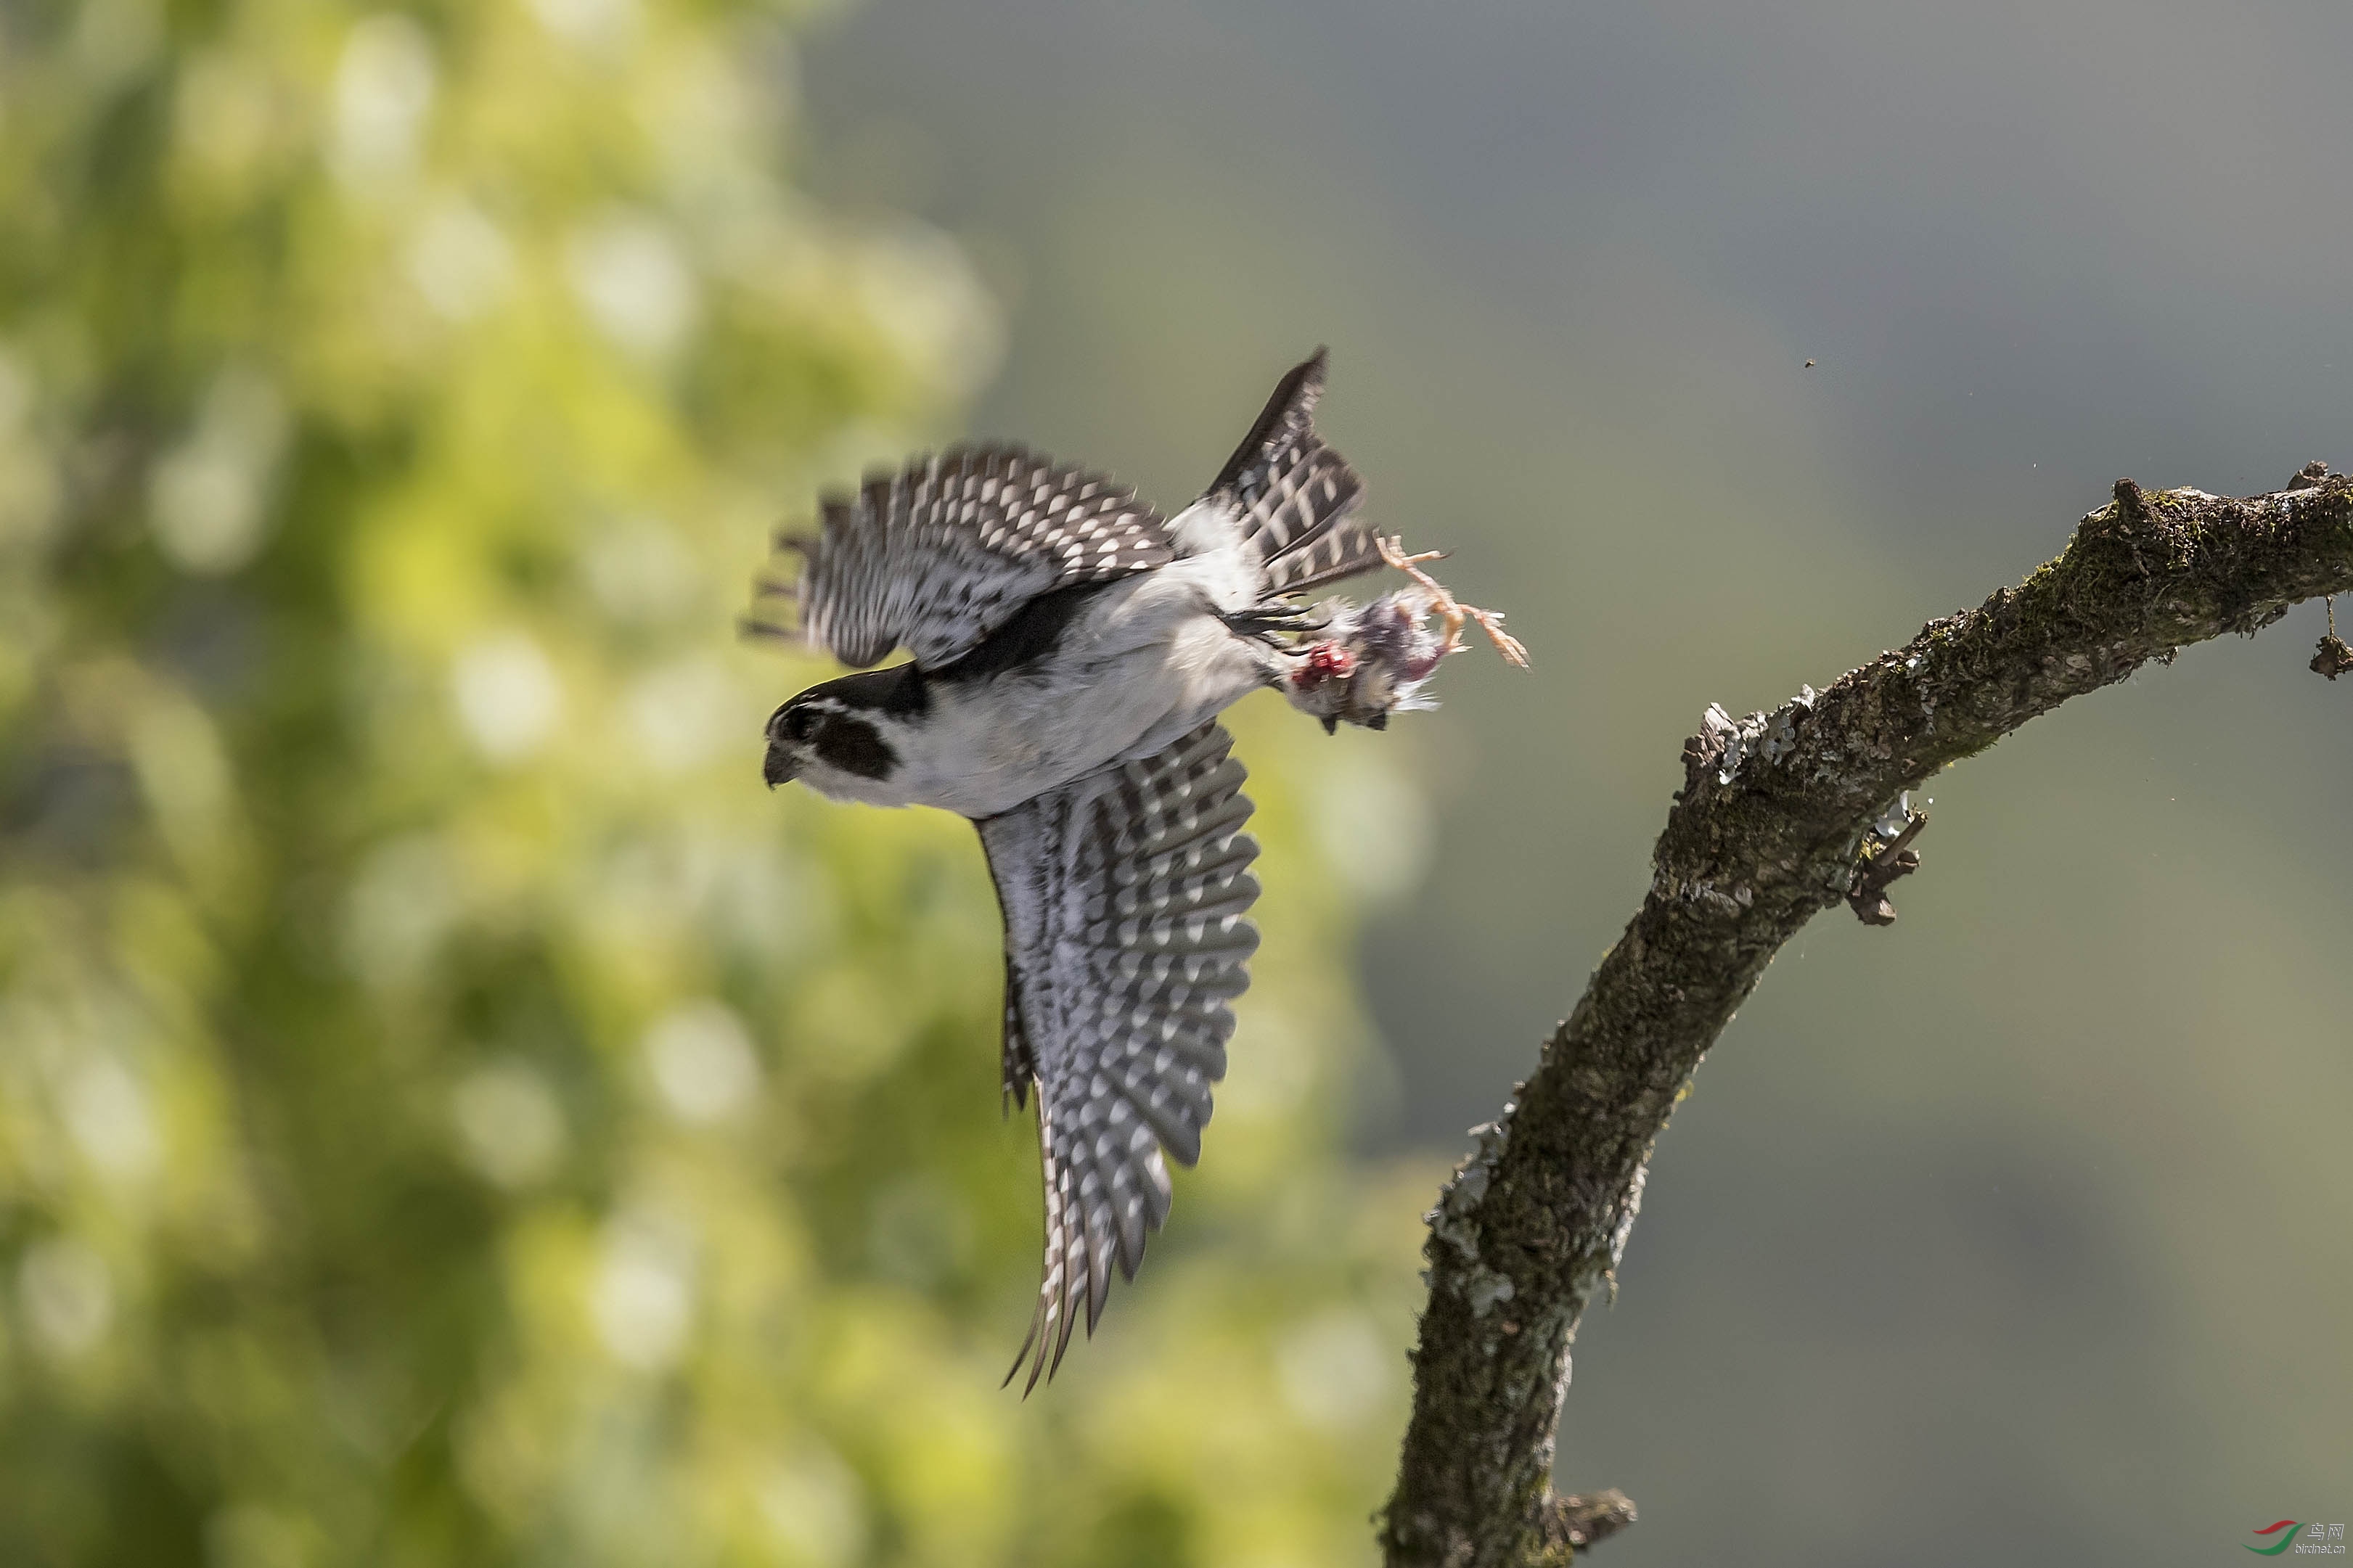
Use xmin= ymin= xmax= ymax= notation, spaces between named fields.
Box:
xmin=747 ymin=350 xmax=1524 ymax=1390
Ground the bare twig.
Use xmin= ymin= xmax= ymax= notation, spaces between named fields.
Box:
xmin=2312 ymin=596 xmax=2351 ymax=678
xmin=1847 ymin=808 xmax=1926 ymax=926
xmin=1377 ymin=472 xmax=2353 ymax=1567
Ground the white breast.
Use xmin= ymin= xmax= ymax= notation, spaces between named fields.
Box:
xmin=877 ymin=550 xmax=1274 ymax=819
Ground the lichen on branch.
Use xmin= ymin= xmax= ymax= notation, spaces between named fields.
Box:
xmin=1377 ymin=473 xmax=2353 ymax=1567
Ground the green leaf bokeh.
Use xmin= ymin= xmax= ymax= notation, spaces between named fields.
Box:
xmin=0 ymin=4 xmax=1432 ymax=1563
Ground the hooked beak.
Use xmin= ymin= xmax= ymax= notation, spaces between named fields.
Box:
xmin=763 ymin=739 xmax=798 ymax=789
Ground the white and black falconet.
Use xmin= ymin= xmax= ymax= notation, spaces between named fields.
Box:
xmin=749 ymin=350 xmax=1524 ymax=1390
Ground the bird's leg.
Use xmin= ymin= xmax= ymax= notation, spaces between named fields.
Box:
xmin=1375 ymin=535 xmax=1531 ymax=668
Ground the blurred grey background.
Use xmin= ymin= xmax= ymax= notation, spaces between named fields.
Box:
xmin=797 ymin=1 xmax=2353 ymax=1561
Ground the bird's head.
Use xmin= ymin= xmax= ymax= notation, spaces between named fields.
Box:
xmin=762 ymin=667 xmax=924 ymax=802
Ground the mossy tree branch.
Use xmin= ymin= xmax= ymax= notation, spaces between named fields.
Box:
xmin=1376 ymin=472 xmax=2353 ymax=1567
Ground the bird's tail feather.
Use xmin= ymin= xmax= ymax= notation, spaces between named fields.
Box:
xmin=1263 ymin=512 xmax=1382 ymax=595
xmin=1208 ymin=348 xmax=1383 ymax=594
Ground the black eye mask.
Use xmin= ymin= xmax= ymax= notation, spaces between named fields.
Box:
xmin=811 ymin=711 xmax=896 ymax=779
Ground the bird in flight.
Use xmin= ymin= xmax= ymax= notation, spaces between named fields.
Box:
xmin=749 ymin=350 xmax=1523 ymax=1390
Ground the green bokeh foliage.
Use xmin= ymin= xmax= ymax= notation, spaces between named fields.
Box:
xmin=0 ymin=4 xmax=1431 ymax=1562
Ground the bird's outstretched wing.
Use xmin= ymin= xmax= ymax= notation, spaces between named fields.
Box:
xmin=774 ymin=446 xmax=1174 ymax=670
xmin=1204 ymin=348 xmax=1382 ymax=595
xmin=975 ymin=721 xmax=1260 ymax=1392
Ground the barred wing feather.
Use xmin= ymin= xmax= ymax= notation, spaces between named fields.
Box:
xmin=791 ymin=446 xmax=1174 ymax=670
xmin=1206 ymin=348 xmax=1383 ymax=596
xmin=975 ymin=722 xmax=1260 ymax=1391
